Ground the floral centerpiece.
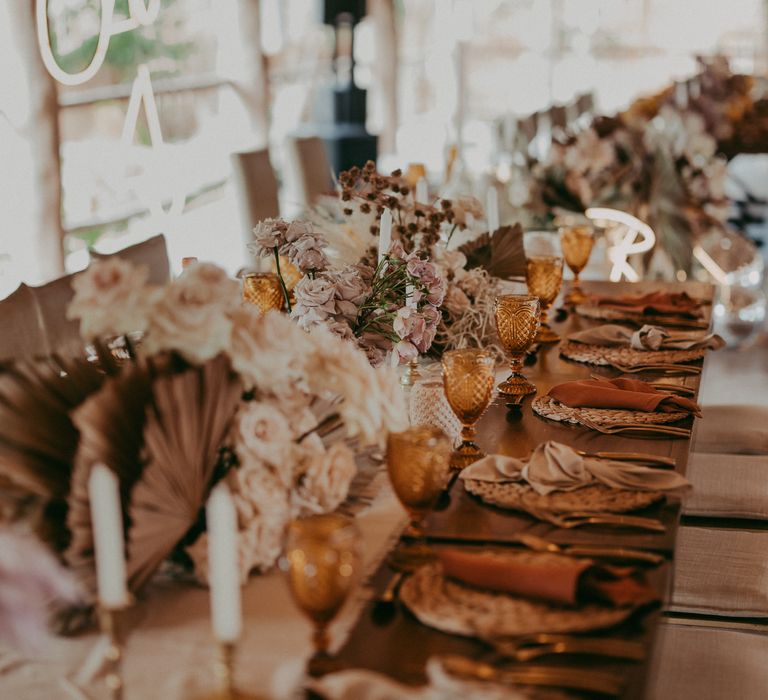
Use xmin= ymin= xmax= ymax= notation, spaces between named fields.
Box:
xmin=0 ymin=257 xmax=407 ymax=615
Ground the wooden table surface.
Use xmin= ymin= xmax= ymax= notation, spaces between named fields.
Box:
xmin=327 ymin=280 xmax=714 ymax=699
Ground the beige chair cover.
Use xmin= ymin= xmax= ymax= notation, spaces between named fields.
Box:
xmin=287 ymin=135 xmax=334 ymax=207
xmin=0 ymin=283 xmax=48 ymax=361
xmin=91 ymin=234 xmax=170 ymax=285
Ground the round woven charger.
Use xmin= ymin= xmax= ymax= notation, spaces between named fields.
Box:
xmin=574 ymin=304 xmax=702 ymax=327
xmin=400 ymin=558 xmax=634 ymax=638
xmin=464 ymin=479 xmax=663 ymax=514
xmin=532 ymin=395 xmax=687 ymax=426
xmin=559 ymin=339 xmax=706 ymax=367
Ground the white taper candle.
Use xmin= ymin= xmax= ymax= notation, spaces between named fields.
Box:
xmin=406 ymin=283 xmax=416 ymax=310
xmin=378 ymin=208 xmax=393 ymax=263
xmin=207 ymin=482 xmax=242 ymax=643
xmin=486 ymin=186 xmax=499 ymax=234
xmin=88 ymin=464 xmax=129 ymax=609
xmin=415 ymin=177 xmax=428 ymax=204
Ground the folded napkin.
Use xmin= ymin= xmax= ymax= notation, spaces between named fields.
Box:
xmin=568 ymin=324 xmax=725 ymax=351
xmin=549 ymin=378 xmax=702 ymax=416
xmin=591 ymin=290 xmax=702 ymax=318
xmin=683 ymin=453 xmax=768 ymax=519
xmin=438 ymin=549 xmax=659 ymax=608
xmin=460 ymin=441 xmax=690 ymax=495
xmin=670 ymin=526 xmax=768 ymax=617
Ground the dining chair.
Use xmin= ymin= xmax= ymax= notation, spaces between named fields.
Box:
xmin=231 ymin=148 xmax=280 ymax=228
xmin=0 ymin=283 xmax=48 ymax=361
xmin=287 ymin=135 xmax=335 ymax=208
xmin=692 ymin=405 xmax=768 ymax=455
xmin=31 ymin=273 xmax=81 ymax=354
xmin=90 ymin=234 xmax=170 ymax=285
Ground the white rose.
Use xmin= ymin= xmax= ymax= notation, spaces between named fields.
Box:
xmin=293 ymin=442 xmax=356 ymax=515
xmin=67 ymin=258 xmax=154 ymax=338
xmin=233 ymin=401 xmax=295 ymax=477
xmin=143 ymin=263 xmax=239 ymax=363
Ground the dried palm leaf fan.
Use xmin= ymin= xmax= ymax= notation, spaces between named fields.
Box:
xmin=66 ymin=361 xmax=154 ymax=597
xmin=65 ymin=354 xmax=242 ymax=598
xmin=126 ymin=354 xmax=242 ymax=590
xmin=459 ymin=224 xmax=526 ymax=279
xmin=0 ymin=345 xmax=121 ymax=551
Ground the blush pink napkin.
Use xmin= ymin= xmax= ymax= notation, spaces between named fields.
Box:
xmin=438 ymin=549 xmax=659 ymax=608
xmin=591 ymin=291 xmax=702 ymax=318
xmin=548 ymin=378 xmax=701 ymax=417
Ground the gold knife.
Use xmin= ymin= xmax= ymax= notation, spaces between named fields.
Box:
xmin=577 ymin=450 xmax=676 ymax=468
xmin=439 ymin=655 xmax=624 ymax=695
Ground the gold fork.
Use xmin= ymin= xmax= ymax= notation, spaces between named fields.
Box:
xmin=513 ymin=532 xmax=665 ymax=564
xmin=522 ymin=506 xmax=666 ymax=532
xmin=578 ymin=415 xmax=691 ymax=438
xmin=608 ymin=361 xmax=701 ymax=375
xmin=488 ymin=632 xmax=647 ymax=662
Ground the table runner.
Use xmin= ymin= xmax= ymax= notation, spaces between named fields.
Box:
xmin=0 ymin=473 xmax=407 ymax=699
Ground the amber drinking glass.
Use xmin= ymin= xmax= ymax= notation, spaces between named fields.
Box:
xmin=284 ymin=514 xmax=361 ymax=675
xmin=441 ymin=349 xmax=495 ymax=470
xmin=559 ymin=225 xmax=595 ymax=305
xmin=386 ymin=426 xmax=452 ymax=568
xmin=525 ymin=255 xmax=563 ymax=343
xmin=242 ymin=273 xmax=284 ymax=313
xmin=494 ymin=294 xmax=541 ymax=397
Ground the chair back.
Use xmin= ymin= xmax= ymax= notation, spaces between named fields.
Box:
xmin=31 ymin=274 xmax=80 ymax=354
xmin=231 ymin=149 xmax=280 ymax=227
xmin=287 ymin=136 xmax=334 ymax=207
xmin=91 ymin=234 xmax=170 ymax=285
xmin=0 ymin=283 xmax=48 ymax=361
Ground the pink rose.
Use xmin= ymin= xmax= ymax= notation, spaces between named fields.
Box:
xmin=393 ymin=339 xmax=418 ymax=364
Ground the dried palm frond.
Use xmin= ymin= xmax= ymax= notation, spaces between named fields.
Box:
xmin=459 ymin=224 xmax=526 ymax=279
xmin=0 ymin=352 xmax=108 ymax=501
xmin=126 ymin=354 xmax=242 ymax=590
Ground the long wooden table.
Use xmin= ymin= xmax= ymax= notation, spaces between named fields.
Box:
xmin=328 ymin=280 xmax=713 ymax=699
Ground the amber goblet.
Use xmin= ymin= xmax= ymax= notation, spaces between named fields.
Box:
xmin=242 ymin=273 xmax=284 ymax=313
xmin=284 ymin=514 xmax=361 ymax=676
xmin=386 ymin=426 xmax=452 ymax=568
xmin=559 ymin=225 xmax=595 ymax=305
xmin=494 ymin=294 xmax=541 ymax=397
xmin=441 ymin=349 xmax=495 ymax=470
xmin=525 ymin=255 xmax=563 ymax=343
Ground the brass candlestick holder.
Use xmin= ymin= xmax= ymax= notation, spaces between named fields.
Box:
xmin=98 ymin=606 xmax=128 ymax=700
xmin=400 ymin=356 xmax=422 ymax=387
xmin=199 ymin=641 xmax=263 ymax=700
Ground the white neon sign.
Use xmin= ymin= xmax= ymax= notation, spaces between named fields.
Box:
xmin=37 ymin=1 xmax=184 ymax=230
xmin=585 ymin=207 xmax=656 ymax=283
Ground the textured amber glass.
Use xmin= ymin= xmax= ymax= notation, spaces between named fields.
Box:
xmin=560 ymin=225 xmax=594 ymax=305
xmin=494 ymin=294 xmax=541 ymax=396
xmin=285 ymin=514 xmax=360 ymax=661
xmin=525 ymin=255 xmax=563 ymax=342
xmin=242 ymin=273 xmax=284 ymax=313
xmin=441 ymin=349 xmax=495 ymax=469
xmin=387 ymin=426 xmax=452 ymax=523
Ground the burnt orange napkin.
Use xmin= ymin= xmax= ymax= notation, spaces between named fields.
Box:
xmin=438 ymin=549 xmax=659 ymax=608
xmin=592 ymin=291 xmax=701 ymax=318
xmin=548 ymin=378 xmax=701 ymax=417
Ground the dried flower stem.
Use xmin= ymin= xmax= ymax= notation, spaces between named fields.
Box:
xmin=273 ymin=247 xmax=293 ymax=313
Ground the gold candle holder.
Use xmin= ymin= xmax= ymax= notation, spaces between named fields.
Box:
xmin=525 ymin=255 xmax=563 ymax=343
xmin=242 ymin=273 xmax=284 ymax=314
xmin=198 ymin=642 xmax=263 ymax=700
xmin=98 ymin=606 xmax=128 ymax=700
xmin=400 ymin=356 xmax=422 ymax=387
xmin=559 ymin=224 xmax=594 ymax=305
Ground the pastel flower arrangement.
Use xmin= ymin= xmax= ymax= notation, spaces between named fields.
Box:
xmin=53 ymin=258 xmax=408 ymax=587
xmin=251 ymin=218 xmax=447 ymax=367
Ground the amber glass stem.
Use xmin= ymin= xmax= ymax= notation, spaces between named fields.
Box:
xmin=540 ymin=307 xmax=550 ymax=326
xmin=461 ymin=423 xmax=477 ymax=446
xmin=313 ymin=623 xmax=330 ymax=655
xmin=509 ymin=354 xmax=524 ymax=375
